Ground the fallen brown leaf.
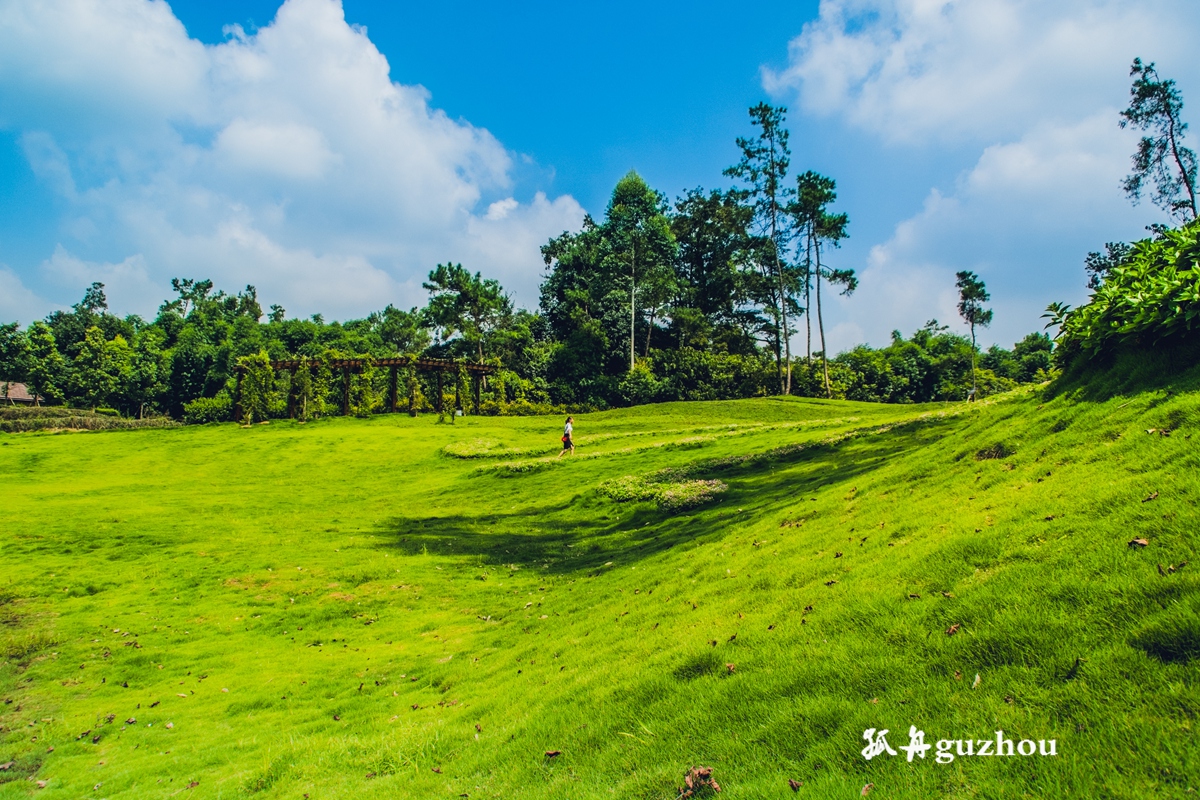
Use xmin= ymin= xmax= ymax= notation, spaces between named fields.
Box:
xmin=788 ymin=778 xmax=803 ymax=791
xmin=544 ymin=750 xmax=562 ymax=758
xmin=1128 ymin=538 xmax=1149 ymax=548
xmin=862 ymin=783 xmax=874 ymax=796
xmin=1143 ymin=491 xmax=1159 ymax=502
xmin=725 ymin=663 xmax=736 ymax=674
xmin=946 ymin=624 xmax=961 ymax=636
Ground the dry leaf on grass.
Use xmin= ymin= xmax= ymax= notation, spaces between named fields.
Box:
xmin=788 ymin=778 xmax=803 ymax=791
xmin=677 ymin=766 xmax=721 ymax=798
xmin=946 ymin=624 xmax=961 ymax=636
xmin=861 ymin=783 xmax=874 ymax=795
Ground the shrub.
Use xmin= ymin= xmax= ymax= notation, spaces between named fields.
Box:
xmin=183 ymin=393 xmax=232 ymax=424
xmin=1051 ymin=219 xmax=1200 ymax=362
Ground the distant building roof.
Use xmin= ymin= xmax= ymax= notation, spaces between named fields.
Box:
xmin=2 ymin=382 xmax=36 ymax=404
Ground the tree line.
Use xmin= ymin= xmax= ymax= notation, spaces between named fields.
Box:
xmin=1 ymin=103 xmax=1059 ymax=420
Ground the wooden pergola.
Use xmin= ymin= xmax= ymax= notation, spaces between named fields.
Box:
xmin=234 ymin=356 xmax=496 ymax=419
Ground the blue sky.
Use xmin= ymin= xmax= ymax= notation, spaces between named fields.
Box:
xmin=1 ymin=0 xmax=1197 ymax=351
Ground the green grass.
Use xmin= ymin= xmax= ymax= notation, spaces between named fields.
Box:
xmin=0 ymin=387 xmax=1197 ymax=799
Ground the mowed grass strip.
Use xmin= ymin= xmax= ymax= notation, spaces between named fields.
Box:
xmin=0 ymin=391 xmax=1197 ymax=799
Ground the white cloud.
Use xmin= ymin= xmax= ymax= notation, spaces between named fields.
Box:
xmin=0 ymin=0 xmax=584 ymax=321
xmin=213 ymin=119 xmax=339 ymax=180
xmin=769 ymin=0 xmax=1200 ymax=354
xmin=767 ymin=0 xmax=1197 ymax=145
xmin=0 ymin=267 xmax=51 ymax=326
xmin=826 ymin=113 xmax=1154 ymax=352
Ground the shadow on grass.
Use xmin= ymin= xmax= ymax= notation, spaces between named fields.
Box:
xmin=375 ymin=417 xmax=956 ymax=574
xmin=1045 ymin=337 xmax=1200 ymax=402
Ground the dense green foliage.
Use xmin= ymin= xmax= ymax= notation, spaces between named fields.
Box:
xmin=1049 ymin=219 xmax=1200 ymax=360
xmin=0 ymin=108 xmax=1056 ymax=420
xmin=2 ymin=378 xmax=1197 ymax=798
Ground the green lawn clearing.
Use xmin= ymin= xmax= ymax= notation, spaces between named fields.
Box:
xmin=1 ymin=387 xmax=1197 ymax=798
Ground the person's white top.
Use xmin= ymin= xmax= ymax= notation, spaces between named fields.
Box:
xmin=564 ymin=422 xmax=573 ymax=437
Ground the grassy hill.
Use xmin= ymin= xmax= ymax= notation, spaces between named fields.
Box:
xmin=0 ymin=384 xmax=1197 ymax=798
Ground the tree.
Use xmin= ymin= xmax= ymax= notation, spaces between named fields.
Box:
xmin=603 ymin=172 xmax=677 ymax=370
xmin=370 ymin=305 xmax=430 ymax=355
xmin=69 ymin=326 xmax=132 ymax=410
xmin=25 ymin=322 xmax=65 ymax=405
xmin=726 ymin=103 xmax=796 ymax=393
xmin=1084 ymin=242 xmax=1133 ymax=289
xmin=423 ymin=263 xmax=510 ymax=363
xmin=955 ymin=271 xmax=993 ymax=401
xmin=1120 ymin=58 xmax=1197 ymax=221
xmin=0 ymin=323 xmax=29 ymax=389
xmin=793 ymin=172 xmax=854 ymax=397
xmin=671 ymin=188 xmax=760 ymax=354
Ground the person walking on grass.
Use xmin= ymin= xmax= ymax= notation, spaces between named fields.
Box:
xmin=558 ymin=416 xmax=575 ymax=457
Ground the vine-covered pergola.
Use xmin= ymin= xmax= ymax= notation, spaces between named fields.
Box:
xmin=234 ymin=357 xmax=496 ymax=419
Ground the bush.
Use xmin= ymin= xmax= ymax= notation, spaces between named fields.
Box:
xmin=183 ymin=393 xmax=232 ymax=424
xmin=1052 ymin=220 xmax=1200 ymax=362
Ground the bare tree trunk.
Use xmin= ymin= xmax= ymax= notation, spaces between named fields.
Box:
xmin=644 ymin=311 xmax=654 ymax=357
xmin=1167 ymin=115 xmax=1199 ymax=219
xmin=805 ymin=223 xmax=813 ymax=364
xmin=816 ymin=238 xmax=830 ymax=398
xmin=771 ymin=225 xmax=791 ymax=395
xmin=630 ymin=244 xmax=636 ymax=372
xmin=970 ymin=324 xmax=977 ymax=401
xmin=778 ymin=251 xmax=791 ymax=395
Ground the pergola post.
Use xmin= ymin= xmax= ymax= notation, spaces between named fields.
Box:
xmin=472 ymin=372 xmax=481 ymax=415
xmin=233 ymin=368 xmax=243 ymax=422
xmin=342 ymin=366 xmax=351 ymax=416
xmin=287 ymin=367 xmax=297 ymax=419
xmin=436 ymin=370 xmax=444 ymax=413
xmin=388 ymin=366 xmax=398 ymax=413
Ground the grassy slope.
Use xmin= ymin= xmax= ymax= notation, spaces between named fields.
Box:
xmin=0 ymin=387 xmax=1197 ymax=799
